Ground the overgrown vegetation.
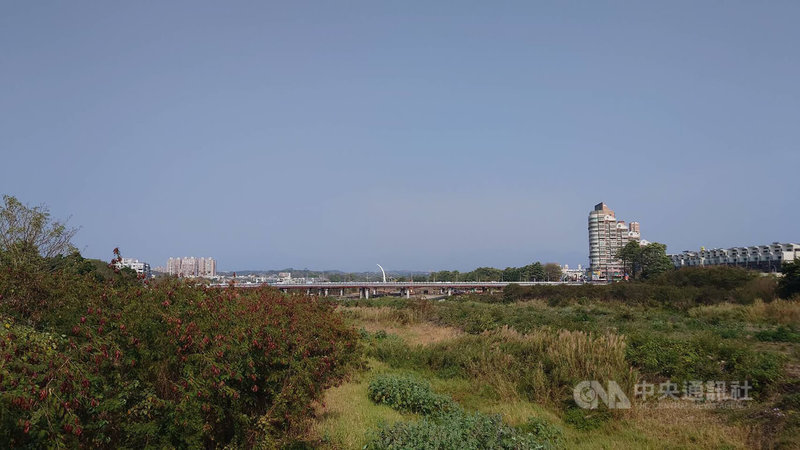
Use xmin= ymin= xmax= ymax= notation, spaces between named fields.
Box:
xmin=364 ymin=374 xmax=561 ymax=449
xmin=367 ymin=327 xmax=634 ymax=406
xmin=0 ymin=197 xmax=361 ymax=447
xmin=755 ymin=326 xmax=800 ymax=343
xmin=500 ymin=266 xmax=781 ymax=307
xmin=625 ymin=333 xmax=782 ymax=390
xmin=779 ymin=259 xmax=800 ymax=299
xmin=324 ymin=279 xmax=800 ymax=449
xmin=368 ymin=374 xmax=457 ymax=415
xmin=0 ymin=269 xmax=360 ymax=447
xmin=365 ymin=409 xmax=549 ymax=450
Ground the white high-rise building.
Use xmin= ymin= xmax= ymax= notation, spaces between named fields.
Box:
xmin=589 ymin=203 xmax=641 ymax=281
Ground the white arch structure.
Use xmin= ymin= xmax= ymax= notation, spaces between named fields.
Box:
xmin=376 ymin=264 xmax=387 ymax=283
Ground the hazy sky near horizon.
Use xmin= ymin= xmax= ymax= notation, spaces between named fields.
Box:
xmin=2 ymin=2 xmax=798 ymax=272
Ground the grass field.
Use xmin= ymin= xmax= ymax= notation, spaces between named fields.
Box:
xmin=303 ymin=295 xmax=800 ymax=449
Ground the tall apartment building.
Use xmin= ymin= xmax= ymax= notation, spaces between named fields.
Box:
xmin=588 ymin=203 xmax=641 ymax=281
xmin=166 ymin=257 xmax=217 ymax=277
xmin=670 ymin=243 xmax=800 ymax=273
xmin=197 ymin=257 xmax=216 ymax=277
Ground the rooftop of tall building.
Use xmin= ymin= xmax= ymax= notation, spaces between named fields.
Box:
xmin=593 ymin=202 xmax=614 ymax=214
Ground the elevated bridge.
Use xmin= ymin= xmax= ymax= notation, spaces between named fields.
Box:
xmin=214 ymin=281 xmax=581 ymax=298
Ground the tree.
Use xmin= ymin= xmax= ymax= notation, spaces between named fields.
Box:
xmin=0 ymin=195 xmax=78 ymax=264
xmin=502 ymin=267 xmax=521 ymax=282
xmin=615 ymin=241 xmax=673 ymax=280
xmin=469 ymin=267 xmax=502 ymax=282
xmin=638 ymin=243 xmax=673 ymax=280
xmin=778 ymin=258 xmax=800 ymax=299
xmin=616 ymin=241 xmax=642 ymax=278
xmin=543 ymin=263 xmax=562 ymax=281
xmin=525 ymin=262 xmax=546 ymax=282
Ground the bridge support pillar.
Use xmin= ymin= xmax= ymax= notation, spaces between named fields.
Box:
xmin=340 ymin=289 xmax=344 ymax=297
xmin=359 ymin=288 xmax=363 ymax=299
xmin=324 ymin=288 xmax=329 ymax=297
xmin=405 ymin=289 xmax=410 ymax=299
xmin=447 ymin=288 xmax=452 ymax=297
xmin=365 ymin=288 xmax=370 ymax=299
xmin=306 ymin=288 xmax=311 ymax=295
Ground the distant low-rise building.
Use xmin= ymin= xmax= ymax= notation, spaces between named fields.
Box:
xmin=562 ymin=264 xmax=585 ymax=281
xmin=670 ymin=242 xmax=800 ymax=273
xmin=115 ymin=258 xmax=151 ymax=278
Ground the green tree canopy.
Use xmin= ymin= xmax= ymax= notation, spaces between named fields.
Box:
xmin=616 ymin=241 xmax=641 ymax=278
xmin=543 ymin=263 xmax=562 ymax=281
xmin=639 ymin=243 xmax=673 ymax=279
xmin=0 ymin=195 xmax=78 ymax=268
xmin=615 ymin=241 xmax=673 ymax=280
xmin=778 ymin=259 xmax=800 ymax=299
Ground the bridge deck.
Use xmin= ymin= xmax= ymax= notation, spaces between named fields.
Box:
xmin=212 ymin=281 xmax=581 ymax=289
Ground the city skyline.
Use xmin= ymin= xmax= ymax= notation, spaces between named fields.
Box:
xmin=2 ymin=2 xmax=798 ymax=272
xmin=163 ymin=256 xmax=217 ymax=278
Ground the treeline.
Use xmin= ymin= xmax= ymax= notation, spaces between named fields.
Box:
xmin=399 ymin=262 xmax=564 ymax=283
xmin=502 ymin=265 xmax=799 ymax=307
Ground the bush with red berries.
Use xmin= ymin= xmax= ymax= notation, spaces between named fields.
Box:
xmin=0 ymin=265 xmax=360 ymax=447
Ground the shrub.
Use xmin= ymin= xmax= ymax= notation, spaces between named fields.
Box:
xmin=365 ymin=372 xmax=548 ymax=449
xmin=735 ymin=276 xmax=779 ymax=303
xmin=652 ymin=266 xmax=757 ymax=291
xmin=756 ymin=326 xmax=800 ymax=343
xmin=625 ymin=333 xmax=782 ymax=393
xmin=503 ymin=284 xmax=525 ymax=303
xmin=779 ymin=392 xmax=800 ymax=411
xmin=778 ymin=259 xmax=800 ymax=299
xmin=0 ymin=269 xmax=361 ymax=448
xmin=365 ymin=410 xmax=547 ymax=450
xmin=562 ymin=405 xmax=611 ymax=431
xmin=516 ymin=417 xmax=565 ymax=449
xmin=467 ymin=266 xmax=776 ymax=307
xmin=367 ymin=374 xmax=456 ymax=416
xmin=373 ymin=329 xmax=388 ymax=340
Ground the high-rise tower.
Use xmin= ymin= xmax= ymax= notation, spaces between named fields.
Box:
xmin=588 ymin=203 xmax=641 ymax=281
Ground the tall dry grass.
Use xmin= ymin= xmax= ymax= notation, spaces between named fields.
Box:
xmin=491 ymin=326 xmax=636 ymax=403
xmin=370 ymin=325 xmax=636 ymax=405
xmin=689 ymin=299 xmax=800 ymax=325
xmin=340 ymin=300 xmax=435 ymax=326
xmin=342 ymin=306 xmax=463 ymax=345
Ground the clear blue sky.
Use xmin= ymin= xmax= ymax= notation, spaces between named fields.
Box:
xmin=2 ymin=1 xmax=798 ymax=272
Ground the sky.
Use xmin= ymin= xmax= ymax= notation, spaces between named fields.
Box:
xmin=1 ymin=1 xmax=798 ymax=272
